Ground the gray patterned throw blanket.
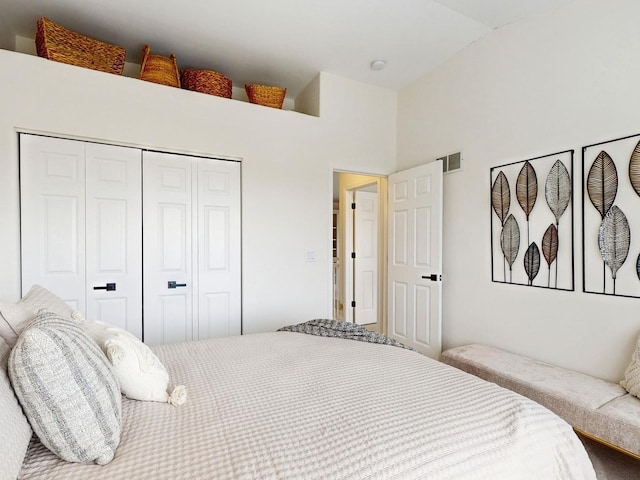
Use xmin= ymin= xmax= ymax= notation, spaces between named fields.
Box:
xmin=278 ymin=319 xmax=414 ymax=351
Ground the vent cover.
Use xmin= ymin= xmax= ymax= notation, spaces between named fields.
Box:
xmin=437 ymin=152 xmax=462 ymax=173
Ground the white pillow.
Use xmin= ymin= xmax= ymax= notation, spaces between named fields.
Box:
xmin=621 ymin=334 xmax=640 ymax=397
xmin=0 ymin=285 xmax=75 ymax=347
xmin=9 ymin=310 xmax=121 ymax=464
xmin=83 ymin=320 xmax=186 ymax=406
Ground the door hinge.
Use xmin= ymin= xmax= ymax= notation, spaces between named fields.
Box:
xmin=351 ymin=300 xmax=356 ymax=308
xmin=351 ymin=202 xmax=356 ymax=210
xmin=351 ymin=252 xmax=356 ymax=259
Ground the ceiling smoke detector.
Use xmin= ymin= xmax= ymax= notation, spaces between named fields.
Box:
xmin=370 ymin=59 xmax=386 ymax=71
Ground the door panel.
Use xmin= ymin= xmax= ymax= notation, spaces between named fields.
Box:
xmin=159 ymin=294 xmax=191 ymax=343
xmin=392 ymin=281 xmax=407 ymax=337
xmin=159 ymin=204 xmax=189 ymax=270
xmin=392 ymin=210 xmax=408 ymax=265
xmin=85 ymin=143 xmax=142 ymax=338
xmin=415 ymin=285 xmax=431 ymax=345
xmin=387 ymin=161 xmax=443 ymax=358
xmin=354 ymin=190 xmax=378 ymax=325
xmin=202 ymin=292 xmax=232 ymax=337
xmin=95 ymin=297 xmax=129 ymax=329
xmin=20 ymin=135 xmax=86 ymax=310
xmin=196 ymin=159 xmax=241 ymax=339
xmin=143 ymin=151 xmax=194 ymax=345
xmin=44 ymin=196 xmax=80 ymax=274
xmin=204 ymin=207 xmax=228 ymax=269
xmin=415 ymin=207 xmax=432 ymax=266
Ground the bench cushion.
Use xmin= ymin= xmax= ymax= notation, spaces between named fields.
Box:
xmin=442 ymin=344 xmax=640 ymax=456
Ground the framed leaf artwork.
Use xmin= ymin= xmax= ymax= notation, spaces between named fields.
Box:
xmin=583 ymin=133 xmax=640 ymax=298
xmin=490 ymin=150 xmax=574 ymax=290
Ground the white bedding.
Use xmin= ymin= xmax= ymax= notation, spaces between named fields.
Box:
xmin=18 ymin=332 xmax=596 ymax=479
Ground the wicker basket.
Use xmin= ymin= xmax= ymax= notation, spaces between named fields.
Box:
xmin=35 ymin=17 xmax=126 ymax=75
xmin=181 ymin=69 xmax=232 ymax=98
xmin=245 ymin=84 xmax=286 ymax=109
xmin=138 ymin=45 xmax=180 ymax=88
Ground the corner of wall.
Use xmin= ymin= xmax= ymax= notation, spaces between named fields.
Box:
xmin=14 ymin=35 xmax=34 ymax=55
xmin=294 ymin=74 xmax=321 ymax=117
xmin=0 ymin=22 xmax=16 ymax=51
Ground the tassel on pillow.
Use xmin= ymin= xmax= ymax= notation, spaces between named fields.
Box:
xmin=168 ymin=385 xmax=188 ymax=406
xmin=84 ymin=320 xmax=187 ymax=406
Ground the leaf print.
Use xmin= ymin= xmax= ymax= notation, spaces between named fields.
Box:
xmin=524 ymin=242 xmax=541 ymax=285
xmin=542 ymin=224 xmax=558 ymax=268
xmin=542 ymin=224 xmax=558 ymax=288
xmin=629 ymin=139 xmax=640 ymax=197
xmin=545 ymin=160 xmax=571 ymax=224
xmin=587 ymin=151 xmax=617 ymax=219
xmin=598 ymin=205 xmax=630 ymax=293
xmin=500 ymin=214 xmax=520 ymax=283
xmin=491 ymin=171 xmax=510 ymax=226
xmin=516 ymin=161 xmax=538 ymax=220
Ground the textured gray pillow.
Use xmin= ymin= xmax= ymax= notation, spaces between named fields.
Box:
xmin=0 ymin=337 xmax=33 ymax=479
xmin=8 ymin=310 xmax=122 ymax=465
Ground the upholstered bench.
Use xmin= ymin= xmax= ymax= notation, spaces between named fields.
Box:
xmin=441 ymin=344 xmax=640 ymax=459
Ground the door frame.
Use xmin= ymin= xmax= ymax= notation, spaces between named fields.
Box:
xmin=332 ymin=170 xmax=387 ymax=334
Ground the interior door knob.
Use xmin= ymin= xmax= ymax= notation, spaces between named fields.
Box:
xmin=421 ymin=274 xmax=441 ymax=281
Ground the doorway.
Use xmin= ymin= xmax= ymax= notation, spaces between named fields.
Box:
xmin=332 ymin=171 xmax=386 ymax=333
xmin=331 ymin=162 xmax=444 ymax=358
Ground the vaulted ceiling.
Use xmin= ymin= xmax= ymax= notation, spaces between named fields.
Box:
xmin=0 ymin=0 xmax=573 ymax=97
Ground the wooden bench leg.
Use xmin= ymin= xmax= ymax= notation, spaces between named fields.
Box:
xmin=574 ymin=428 xmax=640 ymax=461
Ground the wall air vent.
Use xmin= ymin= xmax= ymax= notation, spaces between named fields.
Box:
xmin=436 ymin=151 xmax=462 ymax=174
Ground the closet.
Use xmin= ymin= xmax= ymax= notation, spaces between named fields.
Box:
xmin=19 ymin=134 xmax=241 ymax=345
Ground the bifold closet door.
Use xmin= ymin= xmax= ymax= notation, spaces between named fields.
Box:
xmin=84 ymin=142 xmax=142 ymax=338
xmin=196 ymin=158 xmax=242 ymax=339
xmin=143 ymin=151 xmax=241 ymax=346
xmin=20 ymin=134 xmax=143 ymax=339
xmin=142 ymin=151 xmax=194 ymax=345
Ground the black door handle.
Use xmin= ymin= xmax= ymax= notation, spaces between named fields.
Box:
xmin=93 ymin=282 xmax=116 ymax=291
xmin=421 ymin=274 xmax=441 ymax=282
xmin=168 ymin=281 xmax=187 ymax=289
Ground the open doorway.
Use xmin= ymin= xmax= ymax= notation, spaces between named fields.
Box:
xmin=332 ymin=171 xmax=387 ymax=333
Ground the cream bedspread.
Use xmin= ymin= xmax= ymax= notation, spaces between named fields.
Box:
xmin=19 ymin=332 xmax=596 ymax=479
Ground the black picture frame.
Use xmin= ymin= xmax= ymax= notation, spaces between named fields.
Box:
xmin=490 ymin=150 xmax=575 ymax=291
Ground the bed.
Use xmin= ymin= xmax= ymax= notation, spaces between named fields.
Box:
xmin=4 ymin=325 xmax=595 ymax=480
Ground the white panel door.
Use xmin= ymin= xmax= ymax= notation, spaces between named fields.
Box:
xmin=143 ymin=151 xmax=194 ymax=345
xmin=196 ymin=158 xmax=242 ymax=339
xmin=387 ymin=161 xmax=443 ymax=358
xmin=20 ymin=135 xmax=86 ymax=311
xmin=354 ymin=190 xmax=378 ymax=325
xmin=85 ymin=143 xmax=142 ymax=338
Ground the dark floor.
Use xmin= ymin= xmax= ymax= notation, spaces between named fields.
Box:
xmin=578 ymin=433 xmax=640 ymax=479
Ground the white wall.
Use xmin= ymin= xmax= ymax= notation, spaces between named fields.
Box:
xmin=397 ymin=0 xmax=640 ymax=381
xmin=0 ymin=49 xmax=397 ymax=335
